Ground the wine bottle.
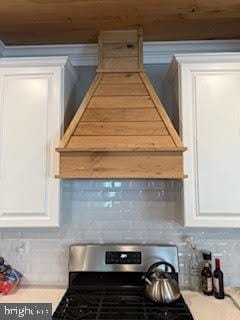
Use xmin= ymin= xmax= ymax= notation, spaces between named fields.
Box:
xmin=213 ymin=258 xmax=224 ymax=299
xmin=201 ymin=262 xmax=213 ymax=295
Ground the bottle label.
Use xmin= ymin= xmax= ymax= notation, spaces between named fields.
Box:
xmin=214 ymin=277 xmax=220 ymax=293
xmin=207 ymin=278 xmax=213 ymax=291
xmin=202 ymin=276 xmax=212 ymax=292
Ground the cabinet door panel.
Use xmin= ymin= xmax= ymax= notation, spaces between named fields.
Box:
xmin=196 ymin=74 xmax=240 ymax=215
xmin=1 ymin=76 xmax=48 ymax=213
xmin=180 ymin=62 xmax=240 ymax=227
xmin=0 ymin=68 xmax=60 ymax=227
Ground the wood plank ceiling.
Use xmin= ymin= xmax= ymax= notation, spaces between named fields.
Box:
xmin=0 ymin=0 xmax=240 ymax=45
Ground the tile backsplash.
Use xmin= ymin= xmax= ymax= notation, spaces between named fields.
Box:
xmin=1 ymin=65 xmax=240 ymax=287
xmin=1 ymin=179 xmax=240 ymax=287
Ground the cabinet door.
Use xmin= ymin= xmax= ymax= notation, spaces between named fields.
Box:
xmin=181 ymin=63 xmax=240 ymax=227
xmin=0 ymin=67 xmax=61 ymax=227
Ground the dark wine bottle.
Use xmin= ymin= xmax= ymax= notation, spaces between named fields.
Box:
xmin=213 ymin=258 xmax=224 ymax=299
xmin=201 ymin=262 xmax=213 ymax=295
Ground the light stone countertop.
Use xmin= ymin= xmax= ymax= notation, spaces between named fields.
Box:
xmin=0 ymin=286 xmax=240 ymax=320
xmin=182 ymin=289 xmax=240 ymax=320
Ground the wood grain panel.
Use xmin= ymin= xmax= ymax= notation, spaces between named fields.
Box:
xmin=3 ymin=20 xmax=240 ymax=45
xmin=101 ymin=30 xmax=138 ymax=44
xmin=2 ymin=1 xmax=240 ymax=45
xmin=88 ymin=96 xmax=154 ymax=108
xmin=102 ymin=57 xmax=139 ymax=70
xmin=81 ymin=108 xmax=161 ymax=122
xmin=58 ymin=151 xmax=184 ymax=179
xmin=74 ymin=121 xmax=168 ymax=136
xmin=94 ymin=84 xmax=148 ymax=96
xmin=67 ymin=136 xmax=175 ymax=151
xmin=101 ymin=73 xmax=142 ymax=84
xmin=102 ymin=43 xmax=139 ymax=57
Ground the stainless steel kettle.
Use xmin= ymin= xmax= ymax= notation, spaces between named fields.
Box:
xmin=144 ymin=261 xmax=181 ymax=303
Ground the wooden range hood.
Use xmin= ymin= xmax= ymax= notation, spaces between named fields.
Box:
xmin=56 ymin=29 xmax=186 ymax=179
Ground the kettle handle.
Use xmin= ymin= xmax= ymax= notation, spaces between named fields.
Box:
xmin=146 ymin=261 xmax=176 ymax=276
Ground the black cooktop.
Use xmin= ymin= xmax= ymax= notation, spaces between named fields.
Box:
xmin=53 ymin=286 xmax=194 ymax=320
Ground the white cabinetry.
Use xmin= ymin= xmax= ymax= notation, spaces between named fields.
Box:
xmin=0 ymin=57 xmax=76 ymax=227
xmin=170 ymin=53 xmax=240 ymax=227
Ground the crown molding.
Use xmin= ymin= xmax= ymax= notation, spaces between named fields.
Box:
xmin=0 ymin=56 xmax=71 ymax=66
xmin=1 ymin=43 xmax=98 ymax=66
xmin=144 ymin=40 xmax=240 ymax=64
xmin=1 ymin=40 xmax=240 ymax=66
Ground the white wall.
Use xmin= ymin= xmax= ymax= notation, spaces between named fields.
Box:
xmin=0 ymin=64 xmax=240 ymax=288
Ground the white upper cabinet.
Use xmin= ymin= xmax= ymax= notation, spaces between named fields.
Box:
xmin=0 ymin=57 xmax=77 ymax=227
xmin=169 ymin=53 xmax=240 ymax=227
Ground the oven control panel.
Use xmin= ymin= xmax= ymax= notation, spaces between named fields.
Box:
xmin=106 ymin=251 xmax=142 ymax=264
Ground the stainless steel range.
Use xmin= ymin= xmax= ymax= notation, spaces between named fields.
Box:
xmin=53 ymin=244 xmax=193 ymax=320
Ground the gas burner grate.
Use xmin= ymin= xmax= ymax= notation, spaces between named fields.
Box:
xmin=53 ymin=288 xmax=194 ymax=320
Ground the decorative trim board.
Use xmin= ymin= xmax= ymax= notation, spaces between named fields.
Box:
xmin=1 ymin=40 xmax=240 ymax=66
